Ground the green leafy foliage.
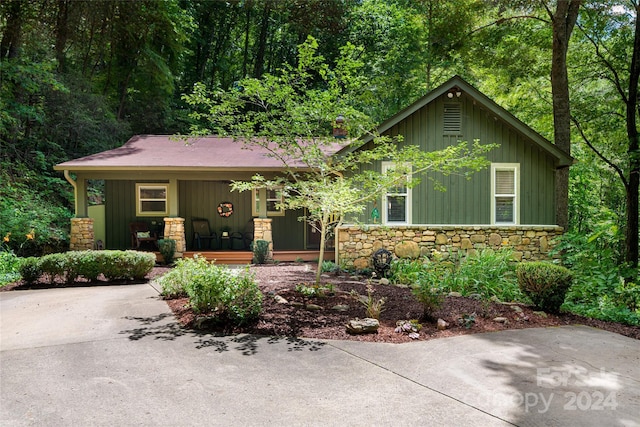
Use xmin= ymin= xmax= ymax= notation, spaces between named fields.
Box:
xmin=252 ymin=240 xmax=270 ymax=264
xmin=320 ymin=260 xmax=339 ymax=273
xmin=351 ymin=283 xmax=386 ymax=319
xmin=553 ymin=228 xmax=639 ymax=325
xmin=516 ymin=262 xmax=573 ymax=314
xmin=0 ymin=165 xmax=71 ymax=257
xmin=158 ymin=256 xmax=262 ymax=325
xmin=390 ymin=249 xmax=523 ymax=303
xmin=158 ymin=239 xmax=176 ymax=265
xmin=0 ymin=251 xmax=22 ymax=286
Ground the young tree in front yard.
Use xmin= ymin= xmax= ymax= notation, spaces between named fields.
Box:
xmin=183 ymin=36 xmax=496 ymax=284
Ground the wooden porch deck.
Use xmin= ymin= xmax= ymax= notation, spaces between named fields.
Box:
xmin=180 ymin=250 xmax=334 ymax=265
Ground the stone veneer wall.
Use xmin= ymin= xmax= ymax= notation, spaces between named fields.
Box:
xmin=70 ymin=218 xmax=95 ymax=250
xmin=253 ymin=218 xmax=273 ymax=259
xmin=336 ymin=225 xmax=564 ymax=270
xmin=163 ymin=217 xmax=186 ymax=255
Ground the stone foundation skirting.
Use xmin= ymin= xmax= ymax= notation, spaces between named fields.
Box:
xmin=336 ymin=224 xmax=564 ymax=270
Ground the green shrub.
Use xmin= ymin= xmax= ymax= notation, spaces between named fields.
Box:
xmin=16 ymin=250 xmax=155 ymax=284
xmin=389 ymin=258 xmax=427 ymax=285
xmin=39 ymin=253 xmax=68 ymax=284
xmin=158 ymin=239 xmax=176 ymax=265
xmin=253 ymin=240 xmax=270 ymax=264
xmin=614 ymin=281 xmax=640 ymax=311
xmin=450 ymin=249 xmax=522 ymax=302
xmin=158 ymin=256 xmax=263 ymax=325
xmin=18 ymin=257 xmax=43 ymax=285
xmin=411 ymin=271 xmax=446 ymax=320
xmin=320 ymin=260 xmax=338 ymax=273
xmin=0 ymin=251 xmax=22 ymax=286
xmin=517 ymin=262 xmax=574 ymax=313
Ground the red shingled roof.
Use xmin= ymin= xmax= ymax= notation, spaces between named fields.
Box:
xmin=54 ymin=135 xmax=345 ymax=172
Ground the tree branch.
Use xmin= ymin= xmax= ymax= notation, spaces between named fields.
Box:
xmin=571 ymin=115 xmax=629 ymax=189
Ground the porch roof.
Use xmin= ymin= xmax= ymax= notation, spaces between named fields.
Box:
xmin=54 ymin=135 xmax=343 ymax=172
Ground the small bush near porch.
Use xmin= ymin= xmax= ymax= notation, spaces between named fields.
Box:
xmin=157 ymin=256 xmax=262 ymax=326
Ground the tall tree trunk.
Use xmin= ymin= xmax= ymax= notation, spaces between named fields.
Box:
xmin=549 ymin=0 xmax=581 ymax=230
xmin=0 ymin=0 xmax=23 ymax=60
xmin=624 ymin=3 xmax=640 ymax=273
xmin=253 ymin=1 xmax=271 ymax=78
xmin=54 ymin=0 xmax=69 ymax=72
xmin=242 ymin=0 xmax=252 ymax=78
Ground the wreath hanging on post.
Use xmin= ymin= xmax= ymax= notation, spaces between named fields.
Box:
xmin=217 ymin=202 xmax=234 ymax=217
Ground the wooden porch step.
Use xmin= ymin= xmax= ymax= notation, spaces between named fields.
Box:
xmin=181 ymin=250 xmax=334 ymax=265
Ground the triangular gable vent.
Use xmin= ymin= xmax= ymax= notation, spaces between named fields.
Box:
xmin=444 ymin=103 xmax=462 ymax=134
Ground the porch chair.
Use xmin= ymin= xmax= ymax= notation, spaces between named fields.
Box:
xmin=192 ymin=218 xmax=218 ymax=250
xmin=130 ymin=221 xmax=158 ymax=250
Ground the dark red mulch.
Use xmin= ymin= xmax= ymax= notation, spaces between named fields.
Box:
xmin=167 ymin=264 xmax=640 ymax=343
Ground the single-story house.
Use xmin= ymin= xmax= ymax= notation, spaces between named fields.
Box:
xmin=54 ymin=76 xmax=573 ymax=266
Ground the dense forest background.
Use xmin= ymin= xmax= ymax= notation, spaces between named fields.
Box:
xmin=0 ymin=0 xmax=638 ymax=279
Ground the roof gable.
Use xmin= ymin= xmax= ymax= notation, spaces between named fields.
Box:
xmin=340 ymin=75 xmax=573 ymax=167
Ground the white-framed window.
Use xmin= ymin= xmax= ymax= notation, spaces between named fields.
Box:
xmin=252 ymin=187 xmax=285 ymax=216
xmin=136 ymin=184 xmax=168 ymax=216
xmin=382 ymin=161 xmax=411 ymax=224
xmin=491 ymin=163 xmax=519 ymax=225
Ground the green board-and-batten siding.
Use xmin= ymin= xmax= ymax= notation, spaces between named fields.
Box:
xmin=354 ymin=95 xmax=556 ymax=225
xmin=105 ymin=180 xmax=306 ymax=250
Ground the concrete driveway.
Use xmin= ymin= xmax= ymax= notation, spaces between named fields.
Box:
xmin=1 ymin=284 xmax=639 ymax=426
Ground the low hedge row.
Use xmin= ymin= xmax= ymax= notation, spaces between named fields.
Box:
xmin=19 ymin=250 xmax=156 ymax=285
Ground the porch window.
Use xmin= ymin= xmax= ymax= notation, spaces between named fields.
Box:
xmin=491 ymin=164 xmax=519 ymax=224
xmin=136 ymin=184 xmax=168 ymax=216
xmin=382 ymin=162 xmax=411 ymax=224
xmin=252 ymin=187 xmax=285 ymax=216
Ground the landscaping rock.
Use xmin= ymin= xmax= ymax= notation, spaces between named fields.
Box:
xmin=493 ymin=317 xmax=509 ymax=324
xmin=332 ymin=304 xmax=350 ymax=312
xmin=379 ymin=278 xmax=390 ymax=285
xmin=346 ymin=318 xmax=380 ymax=334
xmin=274 ymin=295 xmax=288 ymax=304
xmin=394 ymin=241 xmax=420 ymax=259
xmin=534 ymin=311 xmax=548 ymax=318
xmin=306 ymin=304 xmax=323 ymax=311
xmin=511 ymin=305 xmax=523 ymax=313
xmin=437 ymin=318 xmax=449 ymax=330
xmin=448 ymin=291 xmax=463 ymax=297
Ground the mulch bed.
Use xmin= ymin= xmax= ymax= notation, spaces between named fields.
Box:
xmin=167 ymin=264 xmax=640 ymax=343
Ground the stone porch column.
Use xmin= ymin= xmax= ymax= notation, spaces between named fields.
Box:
xmin=70 ymin=218 xmax=94 ymax=250
xmin=163 ymin=217 xmax=186 ymax=257
xmin=253 ymin=218 xmax=273 ymax=259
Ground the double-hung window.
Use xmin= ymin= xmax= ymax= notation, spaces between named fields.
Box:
xmin=491 ymin=164 xmax=519 ymax=224
xmin=252 ymin=187 xmax=285 ymax=216
xmin=136 ymin=184 xmax=168 ymax=216
xmin=382 ymin=162 xmax=411 ymax=224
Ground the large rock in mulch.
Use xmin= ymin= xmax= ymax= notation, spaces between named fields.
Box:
xmin=395 ymin=241 xmax=420 ymax=259
xmin=437 ymin=318 xmax=449 ymax=330
xmin=346 ymin=318 xmax=380 ymax=334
